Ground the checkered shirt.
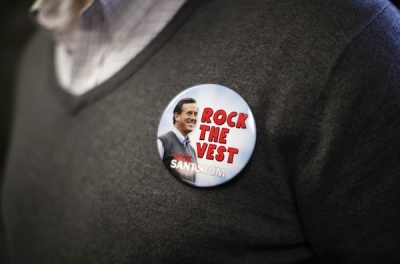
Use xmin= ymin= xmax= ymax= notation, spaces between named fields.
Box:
xmin=31 ymin=0 xmax=186 ymax=95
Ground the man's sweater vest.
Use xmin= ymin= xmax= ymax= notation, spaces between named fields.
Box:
xmin=3 ymin=0 xmax=400 ymax=263
xmin=158 ymin=131 xmax=197 ymax=183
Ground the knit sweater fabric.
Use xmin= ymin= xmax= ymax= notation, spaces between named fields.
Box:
xmin=3 ymin=0 xmax=400 ymax=263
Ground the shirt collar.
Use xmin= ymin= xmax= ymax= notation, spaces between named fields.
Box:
xmin=171 ymin=126 xmax=190 ymax=145
xmin=30 ymin=0 xmax=94 ymax=46
xmin=30 ymin=0 xmax=89 ymax=31
xmin=80 ymin=0 xmax=128 ymax=32
xmin=79 ymin=0 xmax=105 ymax=28
xmin=31 ymin=0 xmax=159 ymax=45
xmin=98 ymin=0 xmax=129 ymax=33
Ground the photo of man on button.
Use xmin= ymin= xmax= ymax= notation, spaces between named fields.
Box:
xmin=158 ymin=98 xmax=198 ymax=184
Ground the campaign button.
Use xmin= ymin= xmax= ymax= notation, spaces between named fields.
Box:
xmin=157 ymin=84 xmax=256 ymax=187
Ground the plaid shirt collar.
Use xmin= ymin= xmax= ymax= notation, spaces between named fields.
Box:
xmin=30 ymin=0 xmax=186 ymax=95
xmin=172 ymin=126 xmax=191 ymax=147
xmin=81 ymin=0 xmax=129 ymax=33
xmin=30 ymin=0 xmax=151 ymax=48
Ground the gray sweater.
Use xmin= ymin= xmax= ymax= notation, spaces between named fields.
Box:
xmin=3 ymin=0 xmax=400 ymax=263
xmin=158 ymin=131 xmax=197 ymax=184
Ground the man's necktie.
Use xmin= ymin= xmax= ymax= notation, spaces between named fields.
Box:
xmin=183 ymin=139 xmax=190 ymax=147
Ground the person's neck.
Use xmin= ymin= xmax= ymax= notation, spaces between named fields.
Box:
xmin=174 ymin=125 xmax=188 ymax=138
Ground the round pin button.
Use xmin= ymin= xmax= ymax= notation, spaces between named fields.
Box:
xmin=157 ymin=84 xmax=256 ymax=187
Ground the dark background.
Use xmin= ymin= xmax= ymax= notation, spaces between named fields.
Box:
xmin=1 ymin=3 xmax=34 ymax=170
xmin=0 ymin=1 xmax=34 ymax=262
xmin=0 ymin=0 xmax=399 ymax=263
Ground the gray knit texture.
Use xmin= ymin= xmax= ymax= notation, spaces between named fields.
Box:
xmin=3 ymin=0 xmax=400 ymax=263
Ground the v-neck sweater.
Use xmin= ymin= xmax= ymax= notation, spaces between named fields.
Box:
xmin=3 ymin=0 xmax=400 ymax=263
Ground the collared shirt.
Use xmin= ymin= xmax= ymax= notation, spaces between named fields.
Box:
xmin=158 ymin=126 xmax=192 ymax=158
xmin=31 ymin=0 xmax=186 ymax=96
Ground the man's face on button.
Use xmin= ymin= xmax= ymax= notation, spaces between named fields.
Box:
xmin=174 ymin=103 xmax=198 ymax=136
